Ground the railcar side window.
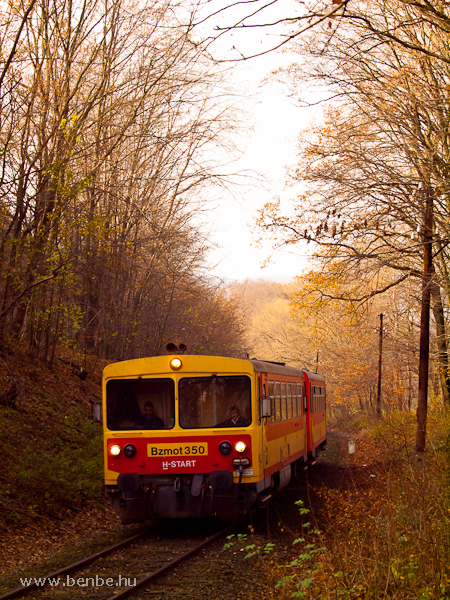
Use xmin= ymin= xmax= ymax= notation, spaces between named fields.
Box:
xmin=260 ymin=380 xmax=266 ymax=419
xmin=268 ymin=381 xmax=275 ymax=424
xmin=106 ymin=378 xmax=175 ymax=430
xmin=321 ymin=386 xmax=326 ymax=412
xmin=301 ymin=383 xmax=304 ymax=416
xmin=291 ymin=383 xmax=297 ymax=418
xmin=287 ymin=382 xmax=293 ymax=420
xmin=297 ymin=383 xmax=303 ymax=417
xmin=312 ymin=385 xmax=326 ymax=413
xmin=275 ymin=381 xmax=281 ymax=422
xmin=179 ymin=376 xmax=251 ymax=429
xmin=281 ymin=382 xmax=287 ymax=421
xmin=313 ymin=385 xmax=325 ymax=412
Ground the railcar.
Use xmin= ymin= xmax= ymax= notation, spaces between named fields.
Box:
xmin=103 ymin=353 xmax=326 ymax=522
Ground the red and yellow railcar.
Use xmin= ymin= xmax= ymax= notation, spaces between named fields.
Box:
xmin=103 ymin=354 xmax=326 ymax=522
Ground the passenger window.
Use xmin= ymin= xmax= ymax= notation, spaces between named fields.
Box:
xmin=287 ymin=382 xmax=292 ymax=419
xmin=292 ymin=383 xmax=297 ymax=418
xmin=281 ymin=381 xmax=287 ymax=421
xmin=275 ymin=381 xmax=281 ymax=422
xmin=297 ymin=383 xmax=303 ymax=417
xmin=269 ymin=381 xmax=275 ymax=424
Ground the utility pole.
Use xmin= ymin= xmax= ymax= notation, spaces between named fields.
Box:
xmin=416 ymin=184 xmax=433 ymax=454
xmin=376 ymin=313 xmax=383 ymax=416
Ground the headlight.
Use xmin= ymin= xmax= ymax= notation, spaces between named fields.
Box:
xmin=170 ymin=357 xmax=182 ymax=370
xmin=235 ymin=441 xmax=247 ymax=453
xmin=219 ymin=441 xmax=232 ymax=455
xmin=110 ymin=444 xmax=121 ymax=456
xmin=123 ymin=444 xmax=136 ymax=458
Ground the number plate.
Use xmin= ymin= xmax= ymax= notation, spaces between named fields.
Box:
xmin=147 ymin=443 xmax=208 ymax=457
xmin=235 ymin=468 xmax=253 ymax=477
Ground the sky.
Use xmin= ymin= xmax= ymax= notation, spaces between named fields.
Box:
xmin=199 ymin=1 xmax=320 ymax=283
xmin=207 ymin=79 xmax=311 ymax=283
xmin=205 ymin=60 xmax=317 ymax=283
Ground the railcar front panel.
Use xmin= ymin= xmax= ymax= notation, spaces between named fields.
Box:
xmin=105 ymin=433 xmax=253 ymax=479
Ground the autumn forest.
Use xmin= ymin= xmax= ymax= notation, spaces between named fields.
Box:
xmin=2 ymin=0 xmax=450 ymax=596
xmin=3 ymin=0 xmax=450 ymax=425
xmin=0 ymin=0 xmax=248 ymax=364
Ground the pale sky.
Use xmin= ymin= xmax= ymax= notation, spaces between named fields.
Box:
xmin=205 ymin=52 xmax=317 ymax=283
xmin=191 ymin=0 xmax=322 ymax=283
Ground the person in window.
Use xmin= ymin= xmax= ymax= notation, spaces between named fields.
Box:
xmin=135 ymin=401 xmax=164 ymax=429
xmin=217 ymin=405 xmax=249 ymax=427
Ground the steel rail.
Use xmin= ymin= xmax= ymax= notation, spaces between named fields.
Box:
xmin=103 ymin=523 xmax=236 ymax=600
xmin=0 ymin=529 xmax=149 ymax=600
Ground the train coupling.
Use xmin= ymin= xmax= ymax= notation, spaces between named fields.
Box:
xmin=232 ymin=457 xmax=250 ymax=468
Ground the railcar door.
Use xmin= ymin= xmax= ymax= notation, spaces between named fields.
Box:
xmin=302 ymin=371 xmax=314 ymax=456
xmin=258 ymin=373 xmax=269 ymax=478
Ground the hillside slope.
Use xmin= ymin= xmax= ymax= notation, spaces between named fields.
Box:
xmin=0 ymin=340 xmax=120 ymax=572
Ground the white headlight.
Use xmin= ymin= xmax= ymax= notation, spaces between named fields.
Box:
xmin=235 ymin=441 xmax=247 ymax=453
xmin=110 ymin=444 xmax=121 ymax=456
xmin=170 ymin=357 xmax=182 ymax=370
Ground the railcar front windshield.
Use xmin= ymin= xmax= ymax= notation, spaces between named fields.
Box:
xmin=106 ymin=379 xmax=175 ymax=430
xmin=179 ymin=375 xmax=251 ymax=429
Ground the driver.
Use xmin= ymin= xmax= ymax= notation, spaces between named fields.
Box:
xmin=135 ymin=401 xmax=164 ymax=429
xmin=216 ymin=405 xmax=249 ymax=427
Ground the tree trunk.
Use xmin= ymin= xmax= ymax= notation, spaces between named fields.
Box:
xmin=416 ymin=187 xmax=433 ymax=453
xmin=376 ymin=313 xmax=383 ymax=416
xmin=430 ymin=269 xmax=450 ymax=408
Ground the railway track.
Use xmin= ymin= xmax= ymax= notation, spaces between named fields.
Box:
xmin=0 ymin=521 xmax=235 ymax=600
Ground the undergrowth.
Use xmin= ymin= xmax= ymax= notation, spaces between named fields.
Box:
xmin=227 ymin=411 xmax=450 ymax=600
xmin=0 ymin=340 xmax=105 ymax=527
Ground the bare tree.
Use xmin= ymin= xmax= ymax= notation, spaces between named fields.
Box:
xmin=253 ymin=0 xmax=450 ymax=449
xmin=0 ymin=0 xmax=246 ymax=361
